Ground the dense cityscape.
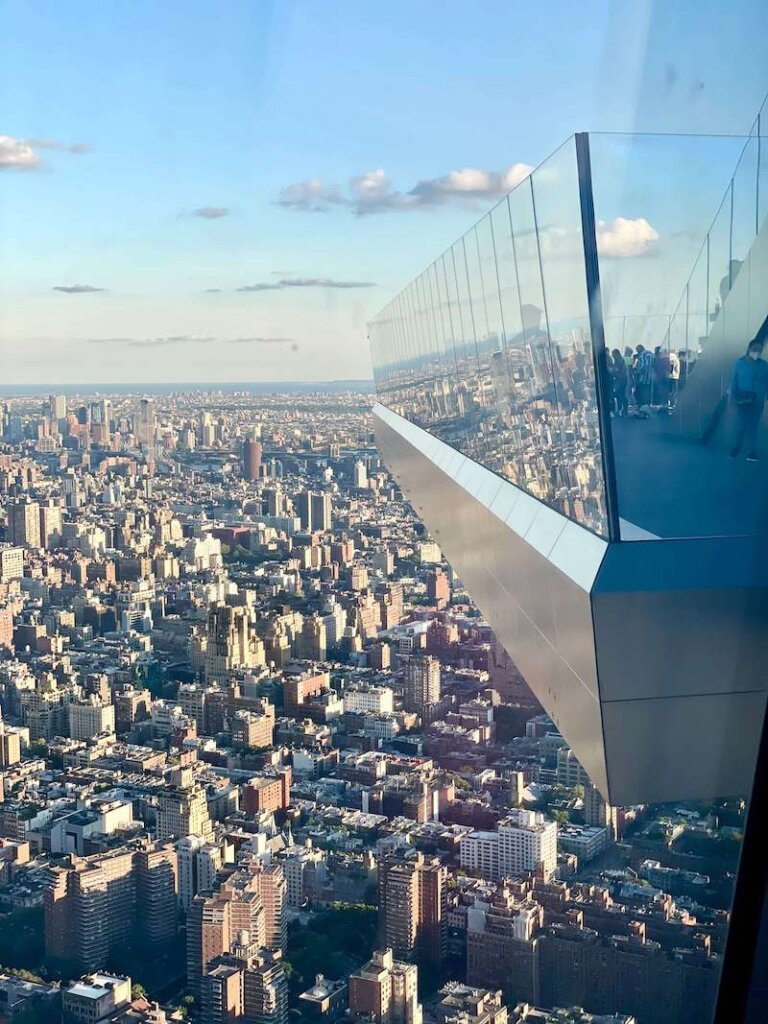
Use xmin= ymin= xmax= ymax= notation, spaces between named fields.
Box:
xmin=0 ymin=388 xmax=745 ymax=1024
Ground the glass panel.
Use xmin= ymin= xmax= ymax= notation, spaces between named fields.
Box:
xmin=760 ymin=101 xmax=768 ymax=229
xmin=477 ymin=213 xmax=514 ymax=478
xmin=450 ymin=239 xmax=482 ymax=458
xmin=506 ymin=175 xmax=564 ymax=513
xmin=533 ymin=139 xmax=607 ymax=535
xmin=588 ymin=132 xmax=768 ymax=541
xmin=732 ymin=134 xmax=760 ymax=270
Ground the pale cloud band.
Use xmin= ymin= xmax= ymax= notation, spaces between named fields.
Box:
xmin=235 ymin=276 xmax=375 ymax=292
xmin=88 ymin=335 xmax=294 ymax=348
xmin=53 ymin=284 xmax=106 ymax=294
xmin=277 ymin=162 xmax=535 ymax=215
xmin=1 ymin=134 xmax=89 ymax=170
xmin=191 ymin=206 xmax=230 ymax=219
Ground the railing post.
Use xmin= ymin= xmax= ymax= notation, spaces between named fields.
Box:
xmin=575 ymin=132 xmax=621 ymax=542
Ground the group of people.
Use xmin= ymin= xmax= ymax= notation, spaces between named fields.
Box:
xmin=602 ymin=333 xmax=768 ymax=462
xmin=607 ymin=344 xmax=687 ymax=419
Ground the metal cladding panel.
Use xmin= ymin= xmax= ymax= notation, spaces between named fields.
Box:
xmin=374 ymin=405 xmax=610 ymax=795
xmin=592 ymin=539 xmax=768 ymax=803
xmin=600 ymin=691 xmax=767 ymax=805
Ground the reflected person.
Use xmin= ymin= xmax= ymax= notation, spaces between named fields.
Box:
xmin=610 ymin=349 xmax=628 ymax=416
xmin=730 ymin=338 xmax=768 ymax=462
xmin=632 ymin=345 xmax=654 ymax=419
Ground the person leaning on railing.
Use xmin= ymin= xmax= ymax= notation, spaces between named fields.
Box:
xmin=730 ymin=337 xmax=768 ymax=463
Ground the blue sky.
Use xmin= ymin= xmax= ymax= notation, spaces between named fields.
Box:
xmin=1 ymin=0 xmax=766 ymax=385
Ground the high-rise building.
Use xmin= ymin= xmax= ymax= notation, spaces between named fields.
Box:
xmin=459 ymin=812 xmax=558 ymax=883
xmin=156 ymin=766 xmax=214 ymax=842
xmin=230 ymin=702 xmax=275 ymax=750
xmin=199 ymin=944 xmax=288 ymax=1024
xmin=200 ymin=960 xmax=243 ymax=1024
xmin=195 ymin=603 xmax=263 ymax=683
xmin=243 ymin=439 xmax=263 ymax=481
xmin=49 ymin=393 xmax=67 ymax=422
xmin=186 ymin=866 xmax=271 ymax=992
xmin=311 ymin=492 xmax=333 ymax=532
xmin=89 ymin=398 xmax=111 ymax=445
xmin=247 ymin=861 xmax=288 ymax=951
xmin=38 ymin=501 xmax=63 ymax=549
xmin=44 ymin=842 xmax=177 ymax=974
xmin=137 ymin=398 xmax=157 ymax=450
xmin=177 ymin=834 xmax=228 ymax=910
xmin=401 ymin=655 xmax=441 ymax=714
xmin=583 ymin=783 xmax=618 ymax=841
xmin=0 ymin=545 xmax=24 ymax=583
xmin=349 ymin=948 xmax=422 ymax=1024
xmin=8 ymin=500 xmax=41 ymax=548
xmin=466 ymin=884 xmax=541 ymax=1005
xmin=0 ymin=721 xmax=22 ymax=767
xmin=134 ymin=842 xmax=178 ymax=947
xmin=263 ymin=486 xmax=286 ymax=517
xmin=300 ymin=614 xmax=327 ymax=662
xmin=426 ymin=568 xmax=451 ymax=610
xmin=378 ymin=850 xmax=445 ymax=968
xmin=243 ymin=947 xmax=289 ymax=1024
xmin=353 ymin=460 xmax=369 ymax=489
xmin=0 ymin=603 xmax=13 ymax=651
xmin=67 ymin=697 xmax=116 ymax=741
xmin=293 ymin=491 xmax=312 ymax=531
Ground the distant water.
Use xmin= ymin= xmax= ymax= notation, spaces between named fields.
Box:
xmin=0 ymin=379 xmax=374 ymax=397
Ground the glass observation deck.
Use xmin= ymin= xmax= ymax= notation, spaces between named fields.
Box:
xmin=368 ymin=104 xmax=768 ymax=809
xmin=369 ymin=103 xmax=768 ymax=543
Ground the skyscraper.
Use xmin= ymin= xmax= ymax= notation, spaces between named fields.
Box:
xmin=177 ymin=834 xmax=227 ymax=911
xmin=349 ymin=948 xmax=422 ymax=1024
xmin=401 ymin=654 xmax=441 ymax=714
xmin=44 ymin=842 xmax=177 ymax=974
xmin=378 ymin=850 xmax=445 ymax=968
xmin=310 ymin=492 xmax=333 ymax=532
xmin=137 ymin=398 xmax=157 ymax=451
xmin=8 ymin=500 xmax=41 ymax=548
xmin=156 ymin=766 xmax=214 ymax=842
xmin=243 ymin=439 xmax=263 ymax=481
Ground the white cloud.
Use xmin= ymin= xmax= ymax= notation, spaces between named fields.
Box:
xmin=236 ymin=277 xmax=375 ymax=292
xmin=277 ymin=162 xmax=534 ymax=215
xmin=53 ymin=284 xmax=106 ymax=294
xmin=0 ymin=135 xmax=88 ymax=170
xmin=597 ymin=217 xmax=660 ymax=259
xmin=276 ymin=177 xmax=344 ymax=211
xmin=192 ymin=206 xmax=229 ymax=219
xmin=0 ymin=135 xmax=40 ymax=170
xmin=410 ymin=162 xmax=533 ymax=205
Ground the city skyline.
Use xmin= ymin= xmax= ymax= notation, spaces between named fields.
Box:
xmin=2 ymin=0 xmax=767 ymax=384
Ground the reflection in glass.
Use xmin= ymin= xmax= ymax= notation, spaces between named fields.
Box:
xmin=370 ymin=123 xmax=768 ymax=543
xmin=589 ymin=124 xmax=768 ymax=541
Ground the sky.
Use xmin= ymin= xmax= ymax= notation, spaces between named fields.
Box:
xmin=0 ymin=0 xmax=766 ymax=386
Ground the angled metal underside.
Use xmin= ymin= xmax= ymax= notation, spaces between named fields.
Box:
xmin=375 ymin=402 xmax=768 ymax=806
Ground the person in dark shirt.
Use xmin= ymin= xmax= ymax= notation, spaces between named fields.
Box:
xmin=653 ymin=346 xmax=671 ymax=409
xmin=730 ymin=338 xmax=768 ymax=461
xmin=610 ymin=349 xmax=628 ymax=416
xmin=632 ymin=345 xmax=654 ymax=419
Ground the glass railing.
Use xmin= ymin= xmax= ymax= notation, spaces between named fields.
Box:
xmin=369 ymin=136 xmax=610 ymax=538
xmin=591 ymin=103 xmax=768 ymax=540
xmin=370 ymin=114 xmax=767 ymax=543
